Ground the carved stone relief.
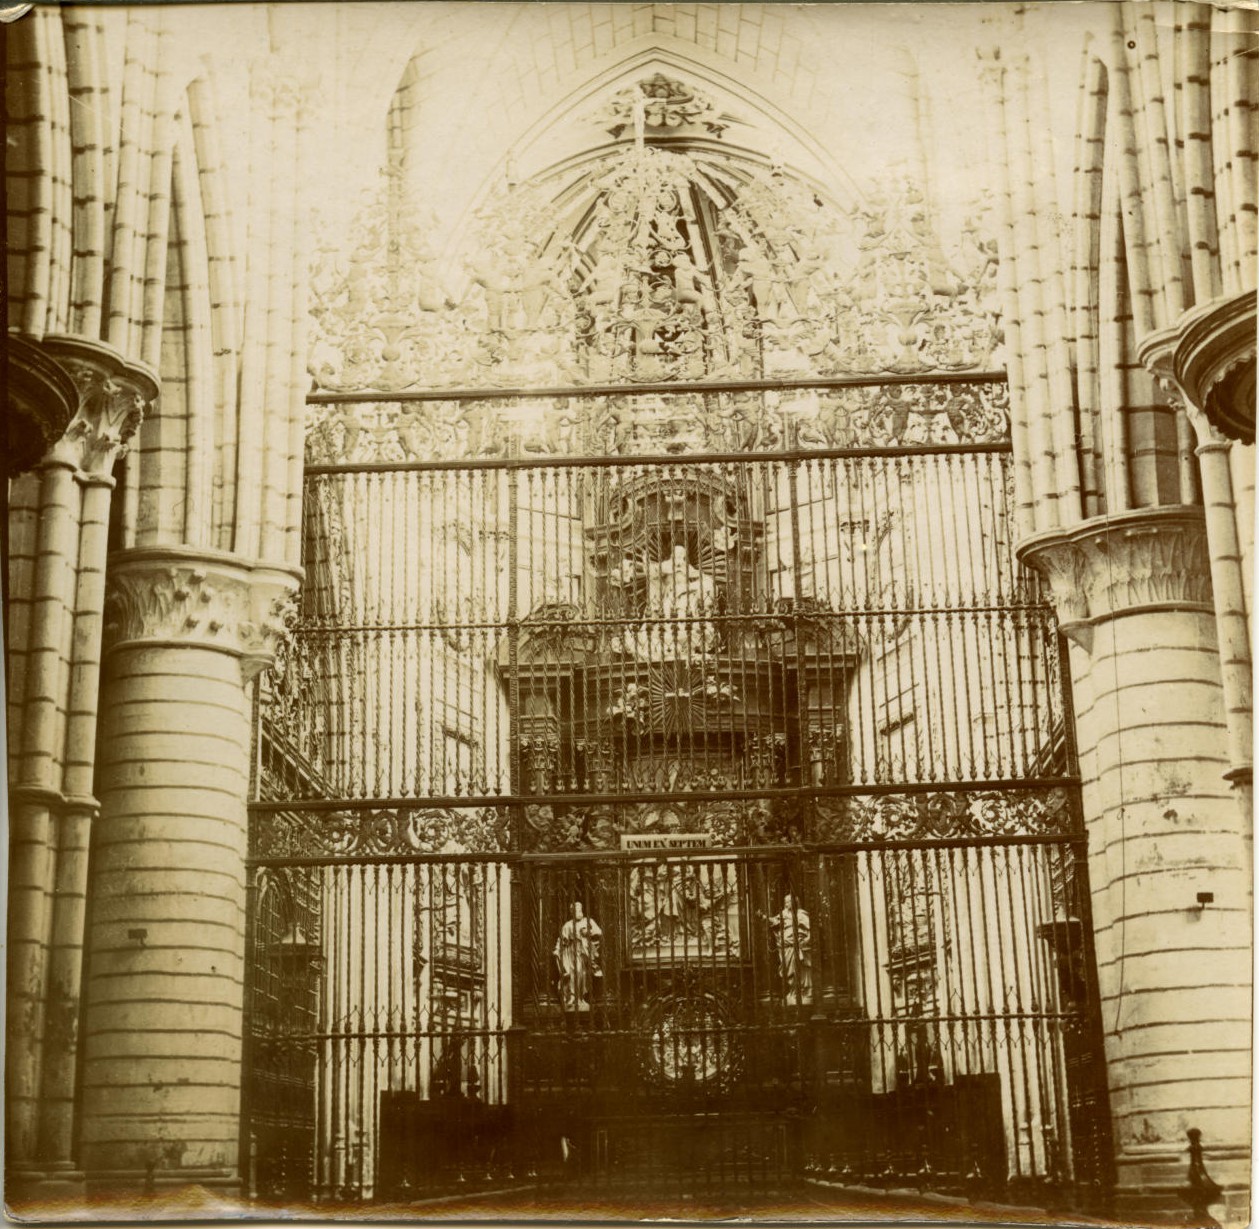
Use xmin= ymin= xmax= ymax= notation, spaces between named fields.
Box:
xmin=103 ymin=551 xmax=301 ymax=680
xmin=1017 ymin=506 xmax=1213 ymax=651
xmin=39 ymin=335 xmax=159 ymax=476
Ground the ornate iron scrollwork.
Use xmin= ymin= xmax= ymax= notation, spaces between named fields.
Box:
xmin=812 ymin=787 xmax=1074 ymax=843
xmin=252 ymin=806 xmax=510 ymax=860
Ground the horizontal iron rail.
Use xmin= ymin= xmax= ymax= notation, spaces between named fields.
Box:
xmin=307 ymin=369 xmax=1008 ymax=407
xmin=304 ymin=438 xmax=1012 ymax=475
xmin=249 ymin=775 xmax=1080 ymax=814
xmin=248 ymin=831 xmax=1088 ymax=868
xmin=252 ymin=1008 xmax=1087 ymax=1045
xmin=517 ymin=830 xmax=1089 ymax=856
xmin=287 ymin=602 xmax=1055 ymax=633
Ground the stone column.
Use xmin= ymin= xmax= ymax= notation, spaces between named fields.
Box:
xmin=1140 ymin=328 xmax=1254 ymax=834
xmin=1019 ymin=506 xmax=1251 ymax=1223
xmin=6 ymin=337 xmax=157 ymax=1196
xmin=77 ymin=550 xmax=297 ymax=1195
xmin=1183 ymin=406 xmax=1254 ymax=833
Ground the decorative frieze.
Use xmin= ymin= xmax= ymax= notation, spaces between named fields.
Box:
xmin=102 ymin=549 xmax=301 ymax=680
xmin=1017 ymin=507 xmax=1213 ymax=650
xmin=304 ymin=381 xmax=1011 ymax=465
xmin=813 ymin=785 xmax=1075 ymax=842
xmin=256 ymin=787 xmax=1082 ymax=859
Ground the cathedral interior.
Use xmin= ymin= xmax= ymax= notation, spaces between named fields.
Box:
xmin=4 ymin=2 xmax=1256 ymax=1223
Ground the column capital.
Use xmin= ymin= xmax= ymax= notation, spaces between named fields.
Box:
xmin=102 ymin=548 xmax=302 ymax=682
xmin=37 ymin=335 xmax=159 ymax=477
xmin=1137 ymin=292 xmax=1255 ymax=447
xmin=1174 ymin=290 xmax=1256 ymax=447
xmin=1136 ymin=329 xmax=1231 ymax=452
xmin=6 ymin=335 xmax=80 ymax=478
xmin=1017 ymin=506 xmax=1213 ymax=652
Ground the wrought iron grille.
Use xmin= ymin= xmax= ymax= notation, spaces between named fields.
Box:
xmin=262 ymin=382 xmax=1062 ymax=816
xmin=247 ymin=376 xmax=1111 ymax=1208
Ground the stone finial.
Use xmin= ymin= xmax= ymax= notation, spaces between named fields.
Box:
xmin=102 ymin=549 xmax=302 ymax=683
xmin=1017 ymin=506 xmax=1213 ymax=653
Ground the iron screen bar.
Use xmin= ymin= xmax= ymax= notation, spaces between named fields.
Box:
xmin=306 ymin=369 xmax=1008 ymax=406
xmin=246 ymin=832 xmax=1088 ymax=869
xmin=305 ymin=439 xmax=1012 ymax=476
xmin=289 ymin=604 xmax=1052 ymax=632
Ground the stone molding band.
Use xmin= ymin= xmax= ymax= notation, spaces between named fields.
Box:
xmin=103 ymin=548 xmax=303 ymax=680
xmin=1017 ymin=506 xmax=1213 ymax=652
xmin=8 ymin=785 xmax=99 ymax=814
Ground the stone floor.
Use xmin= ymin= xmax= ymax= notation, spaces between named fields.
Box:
xmin=7 ymin=1179 xmax=1173 ymax=1226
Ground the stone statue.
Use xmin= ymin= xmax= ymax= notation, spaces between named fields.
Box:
xmin=669 ymin=252 xmax=711 ymax=309
xmin=611 ymin=545 xmax=719 ymax=658
xmin=657 ymin=544 xmax=719 ymax=653
xmin=736 ymin=245 xmax=786 ymax=323
xmin=584 ymin=253 xmax=624 ymax=319
xmin=415 ymin=244 xmax=457 ymax=314
xmin=770 ymin=894 xmax=812 ymax=1005
xmin=553 ymin=902 xmax=602 ymax=1012
xmin=465 ymin=251 xmax=510 ymax=332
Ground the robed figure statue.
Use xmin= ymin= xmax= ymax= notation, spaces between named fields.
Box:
xmin=554 ymin=902 xmax=603 ymax=1012
xmin=769 ymin=893 xmax=813 ymax=1005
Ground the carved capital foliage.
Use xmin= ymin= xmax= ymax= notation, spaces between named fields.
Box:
xmin=39 ymin=335 xmax=159 ymax=476
xmin=1181 ymin=399 xmax=1233 ymax=453
xmin=1019 ymin=540 xmax=1090 ymax=627
xmin=103 ymin=549 xmax=301 ymax=681
xmin=1018 ymin=507 xmax=1213 ymax=651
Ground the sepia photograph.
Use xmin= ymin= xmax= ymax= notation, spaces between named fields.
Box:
xmin=3 ymin=1 xmax=1256 ymax=1224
